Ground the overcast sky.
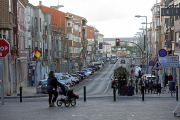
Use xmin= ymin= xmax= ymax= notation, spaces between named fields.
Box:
xmin=28 ymin=0 xmax=160 ymax=38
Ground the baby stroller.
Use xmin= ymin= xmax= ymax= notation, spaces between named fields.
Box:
xmin=56 ymin=82 xmax=79 ymax=107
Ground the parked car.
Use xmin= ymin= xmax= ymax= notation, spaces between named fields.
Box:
xmin=75 ymin=73 xmax=84 ymax=81
xmin=61 ymin=73 xmax=79 ymax=85
xmin=71 ymin=74 xmax=80 ymax=84
xmin=56 ymin=75 xmax=73 ymax=86
xmin=88 ymin=65 xmax=98 ymax=71
xmin=111 ymin=59 xmax=116 ymax=64
xmin=75 ymin=71 xmax=86 ymax=78
xmin=97 ymin=60 xmax=105 ymax=65
xmin=76 ymin=71 xmax=89 ymax=78
xmin=82 ymin=69 xmax=92 ymax=75
xmin=36 ymin=79 xmax=48 ymax=94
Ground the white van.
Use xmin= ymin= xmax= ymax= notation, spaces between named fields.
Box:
xmin=92 ymin=62 xmax=103 ymax=68
xmin=135 ymin=66 xmax=142 ymax=77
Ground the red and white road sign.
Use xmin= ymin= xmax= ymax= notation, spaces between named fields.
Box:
xmin=0 ymin=39 xmax=10 ymax=58
xmin=141 ymin=58 xmax=146 ymax=63
xmin=73 ymin=62 xmax=79 ymax=67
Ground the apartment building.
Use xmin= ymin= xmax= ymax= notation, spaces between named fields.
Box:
xmin=103 ymin=42 xmax=111 ymax=58
xmin=0 ymin=0 xmax=29 ymax=94
xmin=151 ymin=2 xmax=161 ymax=60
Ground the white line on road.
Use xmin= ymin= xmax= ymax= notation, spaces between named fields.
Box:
xmin=103 ymin=80 xmax=111 ymax=93
xmin=103 ymin=74 xmax=114 ymax=93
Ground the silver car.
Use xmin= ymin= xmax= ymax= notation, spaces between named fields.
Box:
xmin=36 ymin=79 xmax=48 ymax=94
xmin=82 ymin=69 xmax=92 ymax=75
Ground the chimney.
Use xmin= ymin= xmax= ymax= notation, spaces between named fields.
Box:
xmin=39 ymin=1 xmax=42 ymax=5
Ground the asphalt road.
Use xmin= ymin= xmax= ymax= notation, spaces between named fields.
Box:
xmin=72 ymin=58 xmax=131 ymax=97
xmin=1 ymin=58 xmax=180 ymax=120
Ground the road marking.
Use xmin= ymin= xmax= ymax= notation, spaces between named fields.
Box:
xmin=103 ymin=74 xmax=114 ymax=93
xmin=103 ymin=80 xmax=111 ymax=93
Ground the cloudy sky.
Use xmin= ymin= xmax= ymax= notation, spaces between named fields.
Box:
xmin=28 ymin=0 xmax=160 ymax=38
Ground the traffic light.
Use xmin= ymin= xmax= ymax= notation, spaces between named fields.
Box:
xmin=99 ymin=42 xmax=103 ymax=49
xmin=116 ymin=39 xmax=120 ymax=46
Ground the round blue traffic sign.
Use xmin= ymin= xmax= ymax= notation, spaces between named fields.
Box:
xmin=159 ymin=49 xmax=167 ymax=57
xmin=149 ymin=61 xmax=154 ymax=66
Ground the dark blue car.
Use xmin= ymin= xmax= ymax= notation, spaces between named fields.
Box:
xmin=75 ymin=71 xmax=86 ymax=78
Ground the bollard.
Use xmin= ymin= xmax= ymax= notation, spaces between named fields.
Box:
xmin=148 ymin=80 xmax=149 ymax=94
xmin=176 ymin=86 xmax=178 ymax=101
xmin=20 ymin=87 xmax=22 ymax=102
xmin=113 ymin=87 xmax=116 ymax=101
xmin=142 ymin=86 xmax=144 ymax=101
xmin=84 ymin=86 xmax=86 ymax=102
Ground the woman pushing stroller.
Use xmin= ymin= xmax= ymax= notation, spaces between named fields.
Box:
xmin=47 ymin=71 xmax=65 ymax=107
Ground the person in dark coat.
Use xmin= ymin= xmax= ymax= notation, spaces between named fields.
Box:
xmin=47 ymin=71 xmax=64 ymax=107
xmin=168 ymin=73 xmax=173 ymax=81
xmin=138 ymin=70 xmax=142 ymax=78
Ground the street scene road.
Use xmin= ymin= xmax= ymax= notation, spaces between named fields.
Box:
xmin=1 ymin=58 xmax=180 ymax=120
xmin=1 ymin=0 xmax=180 ymax=120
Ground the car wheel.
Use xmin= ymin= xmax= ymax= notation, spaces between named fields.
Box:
xmin=72 ymin=82 xmax=76 ymax=86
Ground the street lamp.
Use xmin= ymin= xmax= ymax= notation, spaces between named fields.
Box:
xmin=50 ymin=5 xmax=64 ymax=71
xmin=141 ymin=22 xmax=153 ymax=74
xmin=135 ymin=15 xmax=148 ymax=74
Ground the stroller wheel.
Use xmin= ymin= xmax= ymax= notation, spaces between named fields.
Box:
xmin=71 ymin=99 xmax=76 ymax=106
xmin=57 ymin=100 xmax=62 ymax=107
xmin=64 ymin=100 xmax=70 ymax=107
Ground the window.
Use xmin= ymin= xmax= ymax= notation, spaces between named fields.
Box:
xmin=40 ymin=18 xmax=41 ymax=32
xmin=9 ymin=0 xmax=12 ymax=12
xmin=35 ymin=18 xmax=38 ymax=32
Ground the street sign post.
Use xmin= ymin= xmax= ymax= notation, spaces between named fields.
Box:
xmin=152 ymin=60 xmax=162 ymax=70
xmin=159 ymin=49 xmax=167 ymax=57
xmin=0 ymin=39 xmax=10 ymax=58
xmin=141 ymin=58 xmax=146 ymax=63
xmin=149 ymin=61 xmax=154 ymax=66
xmin=159 ymin=56 xmax=179 ymax=67
xmin=73 ymin=62 xmax=79 ymax=67
xmin=0 ymin=39 xmax=10 ymax=105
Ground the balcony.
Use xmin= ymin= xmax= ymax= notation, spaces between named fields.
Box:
xmin=0 ymin=12 xmax=15 ymax=30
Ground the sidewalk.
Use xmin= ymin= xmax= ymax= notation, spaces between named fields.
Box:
xmin=0 ymin=86 xmax=48 ymax=99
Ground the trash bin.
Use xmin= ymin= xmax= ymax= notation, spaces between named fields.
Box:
xmin=169 ymin=82 xmax=175 ymax=91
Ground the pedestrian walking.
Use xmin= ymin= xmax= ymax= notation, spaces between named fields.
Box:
xmin=168 ymin=73 xmax=173 ymax=82
xmin=47 ymin=71 xmax=64 ymax=107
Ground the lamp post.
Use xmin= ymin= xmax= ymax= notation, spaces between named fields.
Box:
xmin=50 ymin=5 xmax=64 ymax=71
xmin=141 ymin=22 xmax=153 ymax=74
xmin=135 ymin=15 xmax=148 ymax=74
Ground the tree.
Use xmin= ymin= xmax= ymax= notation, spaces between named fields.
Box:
xmin=114 ymin=66 xmax=130 ymax=86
